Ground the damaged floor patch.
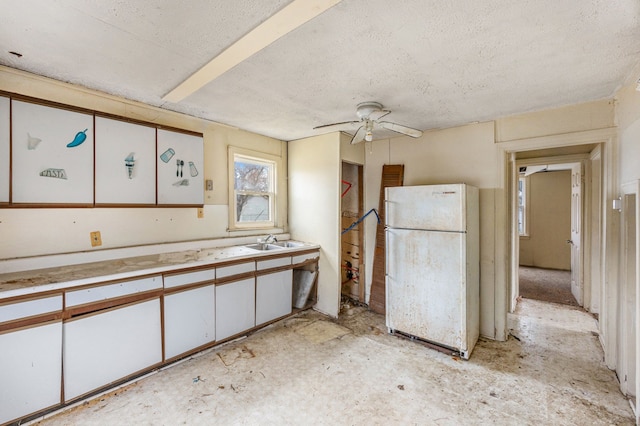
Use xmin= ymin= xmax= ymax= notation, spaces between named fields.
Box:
xmin=295 ymin=320 xmax=351 ymax=344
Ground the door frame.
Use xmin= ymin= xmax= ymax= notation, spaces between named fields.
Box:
xmin=513 ymin=155 xmax=587 ymax=307
xmin=497 ymin=127 xmax=617 ymax=366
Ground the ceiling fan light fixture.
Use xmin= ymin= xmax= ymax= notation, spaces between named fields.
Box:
xmin=365 ymin=130 xmax=373 ymax=142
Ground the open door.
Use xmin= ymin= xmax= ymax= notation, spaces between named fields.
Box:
xmin=569 ymin=163 xmax=583 ymax=305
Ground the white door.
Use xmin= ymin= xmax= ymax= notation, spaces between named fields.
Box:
xmin=570 ymin=163 xmax=583 ymax=305
xmin=386 ymin=228 xmax=465 ymax=351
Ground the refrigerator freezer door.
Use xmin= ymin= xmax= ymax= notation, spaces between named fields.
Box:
xmin=386 ymin=184 xmax=466 ymax=232
xmin=386 ymin=228 xmax=466 ymax=351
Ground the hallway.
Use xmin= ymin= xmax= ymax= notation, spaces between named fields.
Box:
xmin=519 ymin=266 xmax=579 ymax=306
xmin=30 ymin=300 xmax=633 ymax=425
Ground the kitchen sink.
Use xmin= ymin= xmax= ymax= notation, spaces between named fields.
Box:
xmin=245 ymin=243 xmax=284 ymax=251
xmin=272 ymin=241 xmax=305 ymax=248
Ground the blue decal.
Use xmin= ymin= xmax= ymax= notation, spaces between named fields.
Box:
xmin=67 ymin=129 xmax=88 ymax=147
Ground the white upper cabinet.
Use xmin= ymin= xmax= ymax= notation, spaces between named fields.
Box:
xmin=11 ymin=100 xmax=94 ymax=205
xmin=95 ymin=117 xmax=156 ymax=205
xmin=157 ymin=129 xmax=204 ymax=205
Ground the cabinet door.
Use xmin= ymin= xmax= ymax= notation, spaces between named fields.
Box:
xmin=215 ymin=278 xmax=255 ymax=341
xmin=164 ymin=285 xmax=215 ymax=359
xmin=0 ymin=321 xmax=62 ymax=425
xmin=63 ymin=298 xmax=162 ymax=401
xmin=157 ymin=129 xmax=204 ymax=205
xmin=256 ymin=270 xmax=293 ymax=326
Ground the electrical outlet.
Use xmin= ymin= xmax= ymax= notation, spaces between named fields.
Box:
xmin=206 ymin=179 xmax=213 ymax=191
xmin=90 ymin=231 xmax=102 ymax=247
xmin=197 ymin=208 xmax=204 ymax=218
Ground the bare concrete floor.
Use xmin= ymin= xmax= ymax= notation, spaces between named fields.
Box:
xmin=31 ymin=299 xmax=633 ymax=425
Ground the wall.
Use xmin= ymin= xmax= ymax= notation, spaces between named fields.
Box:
xmin=614 ymin=80 xmax=640 ymax=401
xmin=519 ymin=170 xmax=571 ymax=270
xmin=288 ymin=133 xmax=341 ymax=317
xmin=0 ymin=67 xmax=287 ymax=261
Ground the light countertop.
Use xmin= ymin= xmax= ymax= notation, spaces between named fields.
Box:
xmin=0 ymin=242 xmax=319 ymax=299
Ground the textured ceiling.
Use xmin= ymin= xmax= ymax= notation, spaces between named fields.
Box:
xmin=1 ymin=0 xmax=639 ymax=141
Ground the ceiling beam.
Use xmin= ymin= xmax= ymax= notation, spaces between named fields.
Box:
xmin=162 ymin=0 xmax=343 ymax=103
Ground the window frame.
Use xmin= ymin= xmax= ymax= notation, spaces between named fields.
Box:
xmin=228 ymin=147 xmax=278 ymax=230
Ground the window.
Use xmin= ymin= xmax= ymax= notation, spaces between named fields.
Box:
xmin=230 ymin=151 xmax=276 ymax=229
xmin=518 ymin=176 xmax=529 ymax=236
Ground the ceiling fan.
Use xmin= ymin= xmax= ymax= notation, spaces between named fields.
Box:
xmin=313 ymin=101 xmax=423 ymax=144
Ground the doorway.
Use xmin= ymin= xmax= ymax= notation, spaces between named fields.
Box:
xmin=509 ymin=143 xmax=603 ymax=315
xmin=341 ymin=162 xmax=364 ymax=303
xmin=515 ymin=158 xmax=587 ymax=308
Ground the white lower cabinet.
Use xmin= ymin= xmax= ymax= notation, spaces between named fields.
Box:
xmin=215 ymin=278 xmax=255 ymax=341
xmin=0 ymin=321 xmax=62 ymax=425
xmin=63 ymin=298 xmax=162 ymax=401
xmin=256 ymin=270 xmax=293 ymax=326
xmin=164 ymin=285 xmax=215 ymax=359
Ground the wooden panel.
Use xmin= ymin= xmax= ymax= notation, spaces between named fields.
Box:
xmin=95 ymin=117 xmax=156 ymax=205
xmin=256 ymin=270 xmax=292 ymax=326
xmin=215 ymin=278 xmax=255 ymax=341
xmin=65 ymin=275 xmax=162 ymax=307
xmin=163 ymin=268 xmax=215 ymax=289
xmin=370 ymin=164 xmax=404 ymax=314
xmin=63 ymin=298 xmax=162 ymax=401
xmin=164 ymin=285 xmax=215 ymax=359
xmin=0 ymin=320 xmax=62 ymax=425
xmin=11 ymin=100 xmax=94 ymax=205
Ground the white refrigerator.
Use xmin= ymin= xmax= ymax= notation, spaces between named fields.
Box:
xmin=385 ymin=184 xmax=479 ymax=359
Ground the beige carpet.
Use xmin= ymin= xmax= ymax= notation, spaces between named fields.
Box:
xmin=519 ymin=266 xmax=579 ymax=306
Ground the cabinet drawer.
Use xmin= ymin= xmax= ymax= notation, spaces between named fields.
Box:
xmin=164 ymin=268 xmax=215 ymax=289
xmin=0 ymin=294 xmax=62 ymax=323
xmin=292 ymin=251 xmax=319 ymax=265
xmin=66 ymin=275 xmax=162 ymax=307
xmin=256 ymin=256 xmax=291 ymax=271
xmin=216 ymin=262 xmax=254 ymax=279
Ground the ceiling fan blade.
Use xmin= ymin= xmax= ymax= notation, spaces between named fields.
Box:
xmin=378 ymin=121 xmax=423 ymax=138
xmin=369 ymin=109 xmax=391 ymax=121
xmin=313 ymin=120 xmax=360 ymax=130
xmin=350 ymin=126 xmax=366 ymax=144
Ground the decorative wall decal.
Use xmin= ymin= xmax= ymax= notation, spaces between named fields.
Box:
xmin=160 ymin=148 xmax=175 ymax=163
xmin=124 ymin=152 xmax=135 ymax=179
xmin=40 ymin=168 xmax=67 ymax=179
xmin=176 ymin=158 xmax=181 ymax=177
xmin=173 ymin=179 xmax=189 ymax=186
xmin=27 ymin=133 xmax=42 ymax=150
xmin=189 ymin=161 xmax=198 ymax=177
xmin=67 ymin=129 xmax=88 ymax=147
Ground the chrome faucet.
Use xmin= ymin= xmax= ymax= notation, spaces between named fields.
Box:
xmin=264 ymin=234 xmax=277 ymax=244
